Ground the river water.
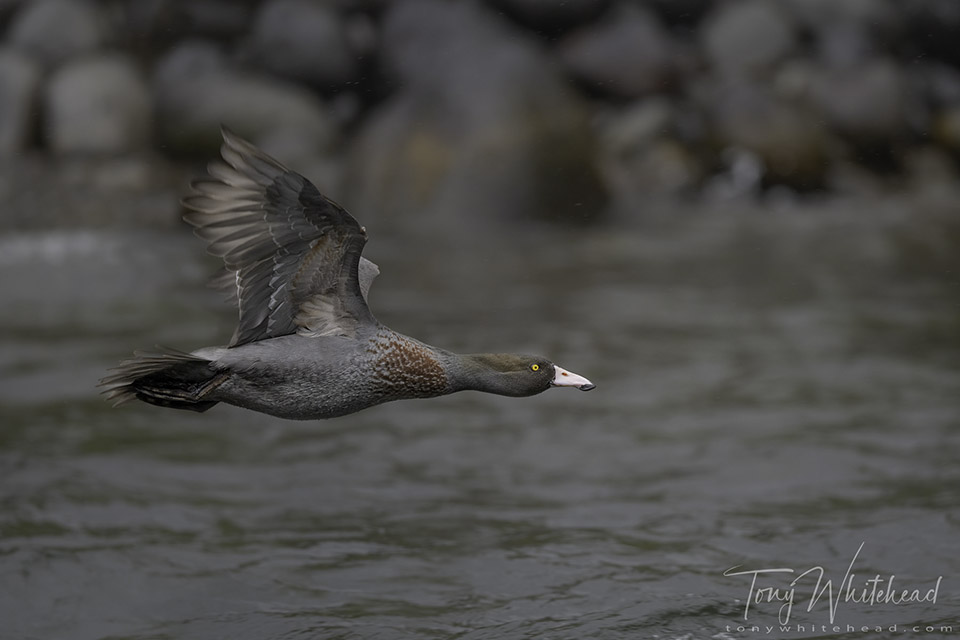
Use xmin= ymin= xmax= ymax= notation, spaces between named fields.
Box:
xmin=1 ymin=198 xmax=958 ymax=639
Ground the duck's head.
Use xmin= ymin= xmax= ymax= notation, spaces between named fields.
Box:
xmin=456 ymin=353 xmax=595 ymax=397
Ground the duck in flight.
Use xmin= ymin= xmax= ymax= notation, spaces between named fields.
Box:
xmin=99 ymin=129 xmax=595 ymax=419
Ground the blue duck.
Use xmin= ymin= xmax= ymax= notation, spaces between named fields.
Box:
xmin=98 ymin=129 xmax=594 ymax=419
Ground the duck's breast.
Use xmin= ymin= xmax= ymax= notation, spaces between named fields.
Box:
xmin=362 ymin=329 xmax=450 ymax=400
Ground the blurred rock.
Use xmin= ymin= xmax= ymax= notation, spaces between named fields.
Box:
xmin=598 ymin=99 xmax=694 ymax=196
xmin=933 ymin=107 xmax=960 ymax=153
xmin=153 ymin=39 xmax=225 ymax=81
xmin=645 ymin=0 xmax=712 ymax=27
xmin=919 ymin=63 xmax=960 ymax=108
xmin=701 ymin=1 xmax=798 ymax=78
xmin=826 ymin=159 xmax=885 ymax=198
xmin=45 ymin=54 xmax=152 ymax=154
xmin=0 ymin=49 xmax=40 ymax=155
xmin=246 ymin=0 xmax=361 ymax=89
xmin=135 ymin=0 xmax=254 ymax=41
xmin=808 ymin=58 xmax=909 ymax=143
xmin=173 ymin=0 xmax=255 ymax=38
xmin=904 ymin=0 xmax=960 ymax=67
xmin=345 ymin=0 xmax=606 ymax=226
xmin=121 ymin=0 xmax=256 ymax=53
xmin=772 ymin=59 xmax=816 ymax=102
xmin=903 ymin=145 xmax=959 ymax=196
xmin=602 ymin=136 xmax=702 ymax=198
xmin=783 ymin=0 xmax=901 ymax=43
xmin=153 ymin=40 xmax=337 ymax=159
xmin=558 ymin=4 xmax=677 ymax=99
xmin=7 ymin=0 xmax=105 ymax=68
xmin=708 ymin=82 xmax=830 ymax=188
xmin=814 ymin=23 xmax=877 ymax=68
xmin=484 ymin=0 xmax=611 ymax=36
xmin=703 ymin=147 xmax=765 ymax=200
xmin=600 ymin=99 xmax=676 ymax=152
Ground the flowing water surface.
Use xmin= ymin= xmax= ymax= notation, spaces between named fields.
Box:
xmin=1 ymin=203 xmax=959 ymax=639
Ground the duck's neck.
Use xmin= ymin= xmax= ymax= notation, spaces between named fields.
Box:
xmin=439 ymin=352 xmax=528 ymax=397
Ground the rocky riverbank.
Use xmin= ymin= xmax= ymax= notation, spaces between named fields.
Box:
xmin=1 ymin=0 xmax=959 ymax=227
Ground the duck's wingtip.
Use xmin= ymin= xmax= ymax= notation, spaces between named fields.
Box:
xmin=219 ymin=123 xmax=239 ymax=142
xmin=218 ymin=126 xmax=251 ymax=156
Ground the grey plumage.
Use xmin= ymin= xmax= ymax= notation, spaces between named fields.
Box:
xmin=98 ymin=128 xmax=594 ymax=420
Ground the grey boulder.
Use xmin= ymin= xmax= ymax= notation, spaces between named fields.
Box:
xmin=344 ymin=0 xmax=606 ymax=226
xmin=45 ymin=54 xmax=152 ymax=154
xmin=558 ymin=5 xmax=679 ymax=99
xmin=7 ymin=0 xmax=105 ymax=68
xmin=246 ymin=0 xmax=361 ymax=89
xmin=701 ymin=1 xmax=798 ymax=78
xmin=153 ymin=40 xmax=337 ymax=161
xmin=0 ymin=49 xmax=41 ymax=155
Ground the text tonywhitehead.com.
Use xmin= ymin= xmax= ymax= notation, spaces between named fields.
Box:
xmin=724 ymin=624 xmax=954 ymax=635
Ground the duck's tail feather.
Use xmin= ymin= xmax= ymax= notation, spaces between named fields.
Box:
xmin=98 ymin=347 xmax=226 ymax=413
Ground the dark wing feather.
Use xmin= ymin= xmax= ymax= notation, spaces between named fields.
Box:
xmin=182 ymin=128 xmax=377 ymax=346
xmin=207 ymin=256 xmax=379 ymax=308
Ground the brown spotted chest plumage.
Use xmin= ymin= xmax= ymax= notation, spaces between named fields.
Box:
xmin=365 ymin=329 xmax=448 ymax=398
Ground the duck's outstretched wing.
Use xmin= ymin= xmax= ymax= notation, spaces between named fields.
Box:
xmin=183 ymin=128 xmax=378 ymax=346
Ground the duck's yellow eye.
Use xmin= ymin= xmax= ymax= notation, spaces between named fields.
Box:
xmin=531 ymin=364 xmax=539 ymax=371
